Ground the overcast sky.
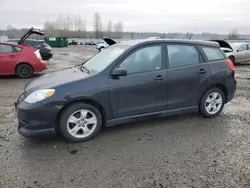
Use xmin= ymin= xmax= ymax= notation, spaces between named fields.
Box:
xmin=0 ymin=0 xmax=249 ymax=33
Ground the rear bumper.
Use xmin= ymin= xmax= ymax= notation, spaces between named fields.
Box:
xmin=225 ymin=79 xmax=237 ymax=103
xmin=35 ymin=61 xmax=47 ymax=72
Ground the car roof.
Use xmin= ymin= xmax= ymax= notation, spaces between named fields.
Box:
xmin=0 ymin=41 xmax=24 ymax=47
xmin=0 ymin=42 xmax=17 ymax=45
xmin=118 ymin=39 xmax=220 ymax=48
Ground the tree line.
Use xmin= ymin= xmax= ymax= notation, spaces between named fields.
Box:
xmin=44 ymin=12 xmax=124 ymax=39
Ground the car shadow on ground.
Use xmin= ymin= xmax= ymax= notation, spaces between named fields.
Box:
xmin=235 ymin=63 xmax=250 ymax=67
xmin=21 ymin=112 xmax=222 ymax=146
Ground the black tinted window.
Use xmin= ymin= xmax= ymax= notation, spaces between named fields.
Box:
xmin=0 ymin=44 xmax=14 ymax=53
xmin=202 ymin=47 xmax=225 ymax=61
xmin=119 ymin=45 xmax=162 ymax=74
xmin=167 ymin=45 xmax=199 ymax=68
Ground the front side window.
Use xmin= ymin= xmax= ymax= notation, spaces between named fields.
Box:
xmin=202 ymin=47 xmax=225 ymax=61
xmin=0 ymin=44 xmax=14 ymax=53
xmin=167 ymin=45 xmax=199 ymax=68
xmin=238 ymin=44 xmax=248 ymax=51
xmin=119 ymin=45 xmax=162 ymax=74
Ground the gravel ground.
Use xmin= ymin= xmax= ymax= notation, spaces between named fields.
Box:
xmin=0 ymin=45 xmax=250 ymax=188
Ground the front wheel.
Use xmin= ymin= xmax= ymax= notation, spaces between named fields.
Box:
xmin=199 ymin=88 xmax=225 ymax=118
xmin=59 ymin=103 xmax=102 ymax=142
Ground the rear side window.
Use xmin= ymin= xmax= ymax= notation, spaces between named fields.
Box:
xmin=202 ymin=47 xmax=225 ymax=61
xmin=0 ymin=44 xmax=14 ymax=53
xmin=167 ymin=45 xmax=199 ymax=68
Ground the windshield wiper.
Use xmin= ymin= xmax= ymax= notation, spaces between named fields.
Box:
xmin=80 ymin=66 xmax=90 ymax=74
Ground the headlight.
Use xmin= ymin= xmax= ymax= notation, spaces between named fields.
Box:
xmin=24 ymin=89 xmax=55 ymax=104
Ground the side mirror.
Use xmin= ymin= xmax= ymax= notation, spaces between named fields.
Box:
xmin=110 ymin=68 xmax=127 ymax=77
xmin=237 ymin=49 xmax=243 ymax=52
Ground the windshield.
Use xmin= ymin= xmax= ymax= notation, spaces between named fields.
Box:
xmin=229 ymin=43 xmax=241 ymax=50
xmin=83 ymin=44 xmax=129 ymax=73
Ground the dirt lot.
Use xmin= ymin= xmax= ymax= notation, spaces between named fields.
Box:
xmin=0 ymin=45 xmax=250 ymax=188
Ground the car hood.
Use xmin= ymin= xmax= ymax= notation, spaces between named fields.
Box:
xmin=209 ymin=40 xmax=233 ymax=50
xmin=103 ymin=37 xmax=116 ymax=46
xmin=24 ymin=67 xmax=90 ymax=94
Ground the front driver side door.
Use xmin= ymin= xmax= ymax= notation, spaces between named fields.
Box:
xmin=235 ymin=44 xmax=248 ymax=62
xmin=108 ymin=44 xmax=167 ymax=118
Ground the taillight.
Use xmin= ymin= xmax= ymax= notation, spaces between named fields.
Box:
xmin=34 ymin=50 xmax=42 ymax=60
xmin=226 ymin=59 xmax=235 ymax=71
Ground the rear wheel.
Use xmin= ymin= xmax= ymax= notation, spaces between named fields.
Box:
xmin=199 ymin=88 xmax=225 ymax=118
xmin=59 ymin=103 xmax=102 ymax=142
xmin=16 ymin=64 xmax=34 ymax=78
xmin=98 ymin=47 xmax=104 ymax=52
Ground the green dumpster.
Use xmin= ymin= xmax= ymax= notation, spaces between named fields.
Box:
xmin=44 ymin=37 xmax=68 ymax=47
xmin=62 ymin=38 xmax=69 ymax=47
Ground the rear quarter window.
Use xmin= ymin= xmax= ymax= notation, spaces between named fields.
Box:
xmin=14 ymin=46 xmax=22 ymax=52
xmin=202 ymin=47 xmax=225 ymax=61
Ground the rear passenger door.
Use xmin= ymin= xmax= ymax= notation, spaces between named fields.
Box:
xmin=166 ymin=44 xmax=211 ymax=110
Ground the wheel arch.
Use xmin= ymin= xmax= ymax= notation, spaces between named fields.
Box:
xmin=55 ymin=98 xmax=107 ymax=132
xmin=199 ymin=84 xmax=228 ymax=105
xmin=15 ymin=62 xmax=34 ymax=74
xmin=228 ymin=55 xmax=235 ymax=63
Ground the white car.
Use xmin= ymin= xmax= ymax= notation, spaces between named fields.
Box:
xmin=210 ymin=40 xmax=250 ymax=64
xmin=96 ymin=42 xmax=109 ymax=51
xmin=96 ymin=38 xmax=117 ymax=52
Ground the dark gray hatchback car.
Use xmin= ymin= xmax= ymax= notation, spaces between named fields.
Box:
xmin=16 ymin=39 xmax=236 ymax=142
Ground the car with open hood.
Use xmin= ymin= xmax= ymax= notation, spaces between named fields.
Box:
xmin=7 ymin=39 xmax=52 ymax=61
xmin=210 ymin=39 xmax=250 ymax=64
xmin=96 ymin=38 xmax=117 ymax=51
xmin=16 ymin=39 xmax=236 ymax=142
xmin=0 ymin=27 xmax=47 ymax=78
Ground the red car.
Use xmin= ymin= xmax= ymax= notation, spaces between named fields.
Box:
xmin=0 ymin=28 xmax=47 ymax=78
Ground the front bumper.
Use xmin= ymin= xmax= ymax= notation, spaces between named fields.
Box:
xmin=15 ymin=99 xmax=59 ymax=137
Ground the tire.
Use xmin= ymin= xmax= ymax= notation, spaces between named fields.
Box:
xmin=229 ymin=56 xmax=235 ymax=64
xmin=16 ymin=64 xmax=34 ymax=78
xmin=59 ymin=103 xmax=102 ymax=142
xmin=99 ymin=47 xmax=104 ymax=52
xmin=199 ymin=88 xmax=225 ymax=118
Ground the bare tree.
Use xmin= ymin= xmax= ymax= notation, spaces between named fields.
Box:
xmin=7 ymin=25 xmax=18 ymax=39
xmin=43 ymin=21 xmax=57 ymax=36
xmin=114 ymin=21 xmax=124 ymax=39
xmin=106 ymin=20 xmax=113 ymax=37
xmin=93 ymin=12 xmax=102 ymax=38
xmin=228 ymin=29 xmax=240 ymax=40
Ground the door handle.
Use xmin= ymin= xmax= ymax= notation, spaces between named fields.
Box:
xmin=9 ymin=55 xmax=16 ymax=58
xmin=199 ymin=69 xmax=207 ymax=74
xmin=153 ymin=75 xmax=165 ymax=81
